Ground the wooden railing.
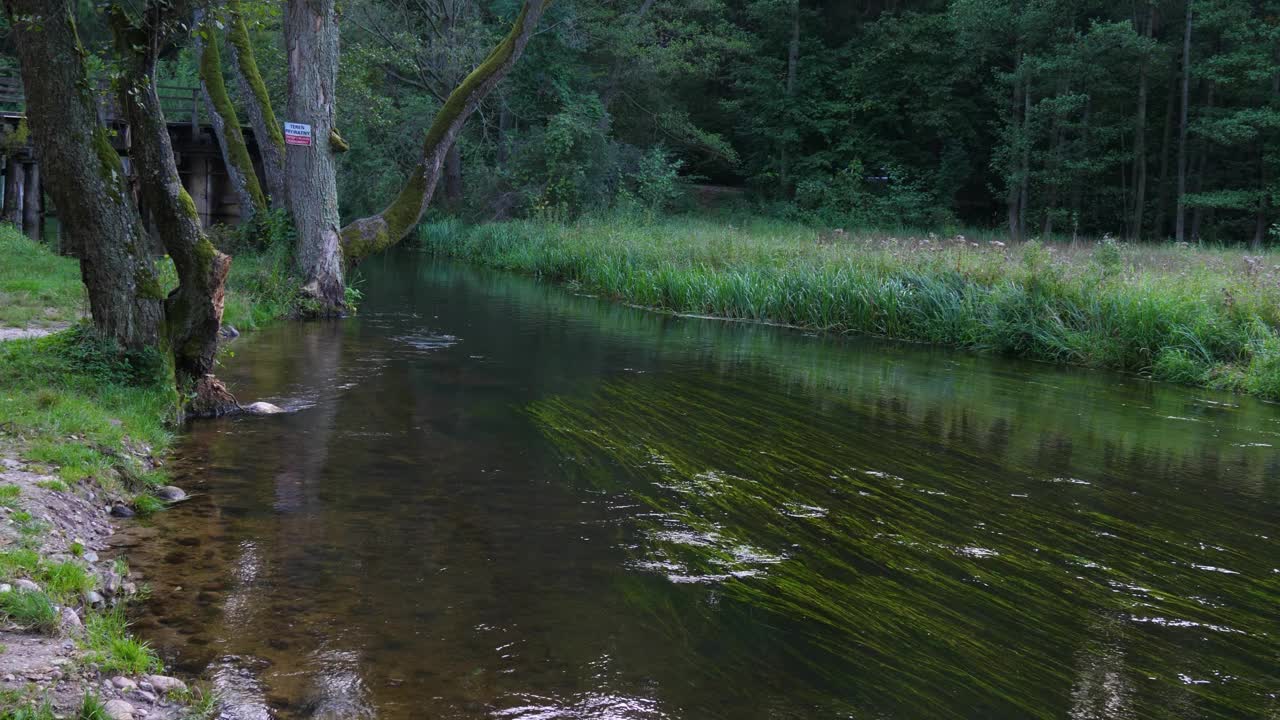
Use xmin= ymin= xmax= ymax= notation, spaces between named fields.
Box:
xmin=0 ymin=70 xmax=204 ymax=129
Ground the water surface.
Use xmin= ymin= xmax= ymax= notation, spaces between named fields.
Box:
xmin=116 ymin=253 xmax=1279 ymax=719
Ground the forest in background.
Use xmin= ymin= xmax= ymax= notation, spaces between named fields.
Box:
xmin=176 ymin=0 xmax=1280 ymax=246
xmin=4 ymin=0 xmax=1278 ymax=245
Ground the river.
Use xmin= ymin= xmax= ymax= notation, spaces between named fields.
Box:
xmin=114 ymin=252 xmax=1280 ymax=719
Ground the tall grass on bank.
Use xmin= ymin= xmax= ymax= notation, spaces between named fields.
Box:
xmin=419 ymin=215 xmax=1280 ymax=398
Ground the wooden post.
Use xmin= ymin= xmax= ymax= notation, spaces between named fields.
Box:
xmin=22 ymin=160 xmax=40 ymax=240
xmin=191 ymin=87 xmax=200 ymax=139
xmin=188 ymin=154 xmax=212 ymax=227
xmin=3 ymin=157 xmax=23 ymax=226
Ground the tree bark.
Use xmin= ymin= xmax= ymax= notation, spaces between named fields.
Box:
xmin=285 ymin=0 xmax=345 ymax=312
xmin=1130 ymin=3 xmax=1152 ymax=240
xmin=1189 ymin=81 xmax=1214 ymax=242
xmin=780 ymin=0 xmax=799 ymax=196
xmin=1154 ymin=64 xmax=1177 ymax=238
xmin=1069 ymin=97 xmax=1092 ymax=242
xmin=227 ymin=0 xmax=287 ymax=209
xmin=443 ymin=141 xmax=463 ymax=209
xmin=112 ymin=4 xmax=237 ymax=417
xmin=1018 ymin=78 xmax=1031 ymax=241
xmin=1007 ymin=59 xmax=1024 ymax=243
xmin=22 ymin=160 xmax=40 ymax=240
xmin=3 ymin=157 xmax=23 ymax=226
xmin=4 ymin=0 xmax=163 ymax=351
xmin=195 ymin=9 xmax=267 ymax=225
xmin=1175 ymin=1 xmax=1192 ymax=243
xmin=341 ymin=0 xmax=552 ymax=265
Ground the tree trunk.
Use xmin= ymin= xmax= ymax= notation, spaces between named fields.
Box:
xmin=780 ymin=0 xmax=799 ymax=196
xmin=286 ymin=0 xmax=345 ymax=313
xmin=341 ymin=0 xmax=552 ymax=264
xmin=227 ymin=0 xmax=287 ymax=209
xmin=1175 ymin=1 xmax=1192 ymax=243
xmin=1018 ymin=79 xmax=1031 ymax=241
xmin=1069 ymin=97 xmax=1093 ymax=241
xmin=3 ymin=157 xmax=23 ymax=226
xmin=1130 ymin=3 xmax=1152 ymax=240
xmin=496 ymin=98 xmax=512 ymax=168
xmin=1007 ymin=60 xmax=1024 ymax=243
xmin=196 ymin=10 xmax=267 ymax=224
xmin=1155 ymin=64 xmax=1177 ymax=238
xmin=443 ymin=142 xmax=463 ymax=210
xmin=5 ymin=0 xmax=163 ymax=351
xmin=22 ymin=161 xmax=40 ymax=240
xmin=112 ymin=5 xmax=237 ymax=417
xmin=1190 ymin=81 xmax=1214 ymax=242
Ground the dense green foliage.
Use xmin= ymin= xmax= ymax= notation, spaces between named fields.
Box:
xmin=420 ymin=214 xmax=1280 ymax=396
xmin=326 ymin=0 xmax=1280 ymax=245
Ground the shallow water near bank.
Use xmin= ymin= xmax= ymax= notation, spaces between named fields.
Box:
xmin=115 ymin=253 xmax=1279 ymax=719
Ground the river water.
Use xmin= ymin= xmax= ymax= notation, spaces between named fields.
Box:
xmin=115 ymin=253 xmax=1279 ymax=719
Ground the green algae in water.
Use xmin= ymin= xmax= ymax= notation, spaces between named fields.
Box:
xmin=530 ymin=375 xmax=1280 ymax=719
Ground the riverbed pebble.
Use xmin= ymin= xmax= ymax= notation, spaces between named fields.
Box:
xmin=60 ymin=606 xmax=83 ymax=633
xmin=156 ymin=486 xmax=187 ymax=502
xmin=110 ymin=505 xmax=135 ymax=518
xmin=111 ymin=676 xmax=137 ymax=690
xmin=15 ymin=579 xmax=40 ymax=592
xmin=145 ymin=674 xmax=187 ymax=693
xmin=103 ymin=699 xmax=135 ymax=720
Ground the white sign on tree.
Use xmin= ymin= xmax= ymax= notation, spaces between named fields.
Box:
xmin=284 ymin=122 xmax=313 ymax=147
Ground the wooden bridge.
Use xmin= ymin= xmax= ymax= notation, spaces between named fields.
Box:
xmin=0 ymin=70 xmax=261 ymax=244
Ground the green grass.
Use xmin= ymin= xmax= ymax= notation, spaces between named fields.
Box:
xmin=81 ymin=609 xmax=160 ymax=674
xmin=40 ymin=560 xmax=95 ymax=597
xmin=0 ymin=224 xmax=84 ymax=328
xmin=1 ymin=550 xmax=96 ymax=607
xmin=0 ymin=485 xmax=19 ymax=508
xmin=76 ymin=694 xmax=109 ymax=720
xmin=0 ymin=589 xmax=58 ymax=633
xmin=0 ymin=549 xmax=40 ymax=577
xmin=1 ymin=701 xmax=56 ymax=720
xmin=0 ymin=326 xmax=176 ymax=490
xmin=420 ymin=214 xmax=1280 ymax=398
xmin=132 ymin=493 xmax=165 ymax=516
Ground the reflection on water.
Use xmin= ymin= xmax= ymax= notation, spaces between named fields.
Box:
xmin=114 ymin=254 xmax=1279 ymax=719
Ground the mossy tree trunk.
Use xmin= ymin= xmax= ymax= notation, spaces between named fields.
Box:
xmin=340 ymin=0 xmax=552 ymax=265
xmin=285 ymin=0 xmax=345 ymax=313
xmin=3 ymin=0 xmax=163 ymax=351
xmin=195 ymin=8 xmax=267 ymax=225
xmin=111 ymin=3 xmax=238 ymax=417
xmin=226 ymin=0 xmax=287 ymax=209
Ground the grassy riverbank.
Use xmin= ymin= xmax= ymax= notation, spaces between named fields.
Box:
xmin=0 ymin=224 xmax=292 ymax=717
xmin=421 ymin=215 xmax=1280 ymax=398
